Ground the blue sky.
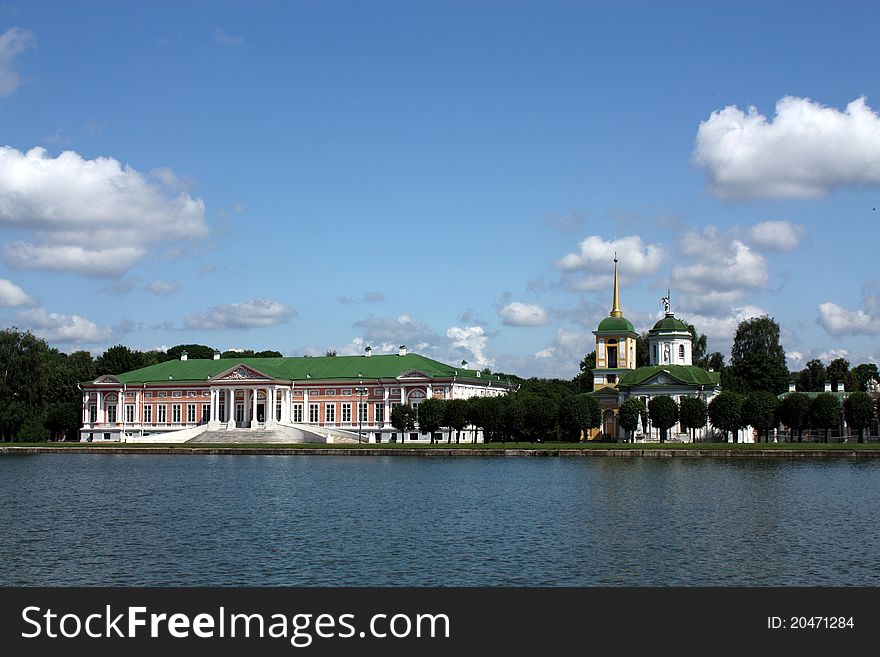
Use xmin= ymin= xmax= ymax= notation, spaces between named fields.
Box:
xmin=1 ymin=1 xmax=878 ymax=377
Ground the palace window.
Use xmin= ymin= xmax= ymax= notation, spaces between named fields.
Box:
xmin=308 ymin=403 xmax=319 ymax=423
xmin=157 ymin=405 xmax=167 ymax=423
xmin=89 ymin=404 xmax=97 ymax=423
xmin=341 ymin=389 xmax=352 ymax=396
xmin=292 ymin=404 xmax=303 ymax=423
xmin=358 ymin=402 xmax=368 ymax=423
xmin=187 ymin=404 xmax=196 ymax=423
xmin=276 ymin=403 xmax=281 ymax=421
xmin=172 ymin=404 xmax=182 ymax=423
xmin=374 ymin=403 xmax=385 ymax=424
xmin=341 ymin=403 xmax=352 ymax=423
xmin=172 ymin=391 xmax=182 ymax=398
xmin=143 ymin=405 xmax=152 ymax=423
xmin=202 ymin=404 xmax=210 ymax=423
xmin=325 ymin=389 xmax=336 ymax=396
xmin=107 ymin=405 xmax=117 ymax=423
xmin=679 ymin=344 xmax=685 ymax=360
xmin=125 ymin=405 xmax=134 ymax=423
xmin=325 ymin=403 xmax=336 ymax=423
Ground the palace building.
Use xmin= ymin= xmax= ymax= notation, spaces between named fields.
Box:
xmin=590 ymin=257 xmax=724 ymax=441
xmin=80 ymin=346 xmax=511 ymax=443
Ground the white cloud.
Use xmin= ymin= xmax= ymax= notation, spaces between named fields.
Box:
xmin=446 ymin=326 xmax=492 ymax=368
xmin=678 ymin=226 xmax=731 ymax=258
xmin=748 ymin=221 xmax=804 ymax=251
xmin=672 ymin=239 xmax=767 ymax=295
xmin=817 ymin=301 xmax=880 ymax=337
xmin=0 ymin=146 xmax=208 ymax=277
xmin=185 ymin=299 xmax=295 ymax=330
xmin=0 ymin=27 xmax=35 ymax=97
xmin=363 ymin=291 xmax=385 ymax=303
xmin=694 ymin=96 xmax=880 ymax=199
xmin=675 ymin=290 xmax=745 ymax=317
xmin=146 ymin=280 xmax=179 ymax=295
xmin=17 ymin=307 xmax=113 ymax=344
xmin=0 ymin=278 xmax=33 ymax=307
xmin=3 ymin=243 xmax=146 ymax=277
xmin=817 ymin=348 xmax=851 ymax=363
xmin=214 ymin=27 xmax=245 ymax=47
xmin=499 ymin=301 xmax=548 ymax=327
xmin=681 ymin=305 xmax=768 ymax=342
xmin=556 ymin=235 xmax=665 ymax=290
xmin=354 ymin=314 xmax=441 ymax=347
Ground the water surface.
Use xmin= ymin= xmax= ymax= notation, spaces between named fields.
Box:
xmin=1 ymin=454 xmax=878 ymax=586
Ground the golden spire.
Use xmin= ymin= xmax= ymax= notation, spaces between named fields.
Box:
xmin=610 ymin=253 xmax=622 ymax=318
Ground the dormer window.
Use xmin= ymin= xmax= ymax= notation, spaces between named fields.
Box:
xmin=679 ymin=344 xmax=685 ymax=360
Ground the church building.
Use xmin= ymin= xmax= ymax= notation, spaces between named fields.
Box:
xmin=590 ymin=257 xmax=722 ymax=441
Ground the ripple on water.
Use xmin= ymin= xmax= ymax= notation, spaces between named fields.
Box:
xmin=1 ymin=455 xmax=879 ymax=586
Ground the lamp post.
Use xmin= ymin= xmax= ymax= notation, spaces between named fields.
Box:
xmin=355 ymin=387 xmax=368 ymax=443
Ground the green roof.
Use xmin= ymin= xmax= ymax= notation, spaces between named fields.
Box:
xmin=595 ymin=316 xmax=635 ymax=333
xmin=617 ymin=365 xmax=721 ymax=388
xmin=100 ymin=353 xmax=508 ymax=385
xmin=651 ymin=314 xmax=690 ymax=332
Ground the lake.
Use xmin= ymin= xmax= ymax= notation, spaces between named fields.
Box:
xmin=1 ymin=454 xmax=878 ymax=586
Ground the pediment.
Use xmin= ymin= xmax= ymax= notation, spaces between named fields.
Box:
xmin=398 ymin=369 xmax=429 ymax=380
xmin=94 ymin=375 xmax=120 ymax=384
xmin=212 ymin=364 xmax=272 ymax=381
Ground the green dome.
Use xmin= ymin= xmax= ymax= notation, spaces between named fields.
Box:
xmin=597 ymin=316 xmax=635 ymax=333
xmin=652 ymin=314 xmax=689 ymax=332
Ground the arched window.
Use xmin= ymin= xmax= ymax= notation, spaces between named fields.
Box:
xmin=653 ymin=346 xmax=657 ymax=363
xmin=679 ymin=344 xmax=685 ymax=360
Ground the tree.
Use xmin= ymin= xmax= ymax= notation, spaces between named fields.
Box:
xmin=416 ymin=398 xmax=445 ymax=443
xmin=515 ymin=391 xmax=559 ymax=442
xmin=467 ymin=396 xmax=502 ymax=443
xmin=390 ymin=404 xmax=416 ymax=441
xmin=0 ymin=328 xmax=51 ymax=441
xmin=686 ymin=323 xmax=708 ymax=365
xmin=701 ymin=352 xmax=724 ymax=372
xmin=678 ymin=396 xmax=708 ymax=443
xmin=850 ymin=363 xmax=880 ymax=392
xmin=742 ymin=391 xmax=779 ymax=443
xmin=571 ymin=352 xmax=596 ymax=393
xmin=843 ymin=392 xmax=874 ymax=443
xmin=810 ymin=393 xmax=842 ymax=443
xmin=635 ymin=333 xmax=650 ymax=367
xmin=648 ymin=395 xmax=678 ymax=443
xmin=708 ymin=391 xmax=743 ymax=443
xmin=443 ymin=399 xmax=469 ymax=443
xmin=166 ymin=344 xmax=216 ymax=361
xmin=223 ymin=349 xmax=254 ymax=358
xmin=45 ymin=402 xmax=81 ymax=441
xmin=778 ymin=393 xmax=811 ymax=442
xmin=725 ymin=316 xmax=789 ymax=394
xmin=796 ymin=359 xmax=826 ymax=392
xmin=17 ymin=416 xmax=49 ymax=442
xmin=558 ymin=393 xmax=599 ymax=441
xmin=254 ymin=350 xmax=283 ymax=358
xmin=619 ymin=397 xmax=645 ymax=443
xmin=826 ymin=358 xmax=850 ymax=390
xmin=96 ymin=345 xmax=144 ymax=376
xmin=325 ymin=349 xmax=337 ymax=357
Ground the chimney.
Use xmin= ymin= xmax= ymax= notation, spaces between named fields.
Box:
xmin=788 ymin=383 xmax=796 ymax=393
xmin=824 ymin=382 xmax=832 ymax=392
xmin=398 ymin=345 xmax=407 ymax=356
xmin=364 ymin=346 xmax=372 ymax=358
xmin=213 ymin=351 xmax=221 ymax=360
xmin=180 ymin=351 xmax=188 ymax=362
xmin=837 ymin=381 xmax=845 ymax=392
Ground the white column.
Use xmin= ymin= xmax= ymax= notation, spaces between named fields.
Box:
xmin=251 ymin=387 xmax=258 ymax=428
xmin=383 ymin=387 xmax=390 ymax=427
xmin=400 ymin=387 xmax=405 ymax=405
xmin=282 ymin=388 xmax=290 ymax=423
xmin=227 ymin=388 xmax=234 ymax=427
xmin=267 ymin=387 xmax=276 ymax=425
xmin=97 ymin=391 xmax=104 ymax=424
xmin=135 ymin=390 xmax=141 ymax=425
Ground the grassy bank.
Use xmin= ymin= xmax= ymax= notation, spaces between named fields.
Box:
xmin=2 ymin=440 xmax=880 ymax=453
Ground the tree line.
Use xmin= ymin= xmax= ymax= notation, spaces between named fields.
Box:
xmin=390 ymin=380 xmax=604 ymax=443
